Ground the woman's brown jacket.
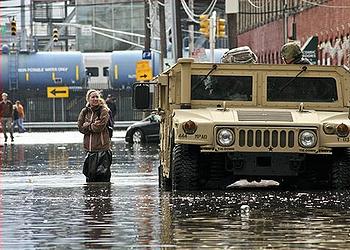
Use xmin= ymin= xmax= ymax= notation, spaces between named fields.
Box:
xmin=77 ymin=105 xmax=111 ymax=152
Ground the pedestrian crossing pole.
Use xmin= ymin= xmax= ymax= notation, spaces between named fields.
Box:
xmin=209 ymin=11 xmax=217 ymax=62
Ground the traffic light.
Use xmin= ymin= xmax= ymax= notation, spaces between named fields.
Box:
xmin=217 ymin=18 xmax=226 ymax=38
xmin=199 ymin=15 xmax=209 ymax=38
xmin=52 ymin=28 xmax=59 ymax=42
xmin=10 ymin=19 xmax=17 ymax=36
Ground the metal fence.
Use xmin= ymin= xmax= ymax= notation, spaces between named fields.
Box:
xmin=6 ymin=88 xmax=145 ymax=122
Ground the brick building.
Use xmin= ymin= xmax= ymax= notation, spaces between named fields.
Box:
xmin=237 ymin=0 xmax=350 ymax=66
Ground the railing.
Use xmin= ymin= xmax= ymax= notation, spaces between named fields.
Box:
xmin=24 ymin=121 xmax=136 ymax=130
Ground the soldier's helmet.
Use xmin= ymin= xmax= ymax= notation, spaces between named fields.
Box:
xmin=221 ymin=46 xmax=257 ymax=64
xmin=281 ymin=42 xmax=302 ymax=62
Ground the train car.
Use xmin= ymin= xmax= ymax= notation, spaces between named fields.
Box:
xmin=1 ymin=51 xmax=86 ymax=90
xmin=109 ymin=50 xmax=161 ymax=89
xmin=83 ymin=52 xmax=112 ymax=89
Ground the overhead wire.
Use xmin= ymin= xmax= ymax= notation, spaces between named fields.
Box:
xmin=180 ymin=0 xmax=217 ymax=18
xmin=180 ymin=0 xmax=200 ymax=24
xmin=196 ymin=0 xmax=217 ymax=16
xmin=157 ymin=1 xmax=165 ymax=7
xmin=247 ymin=0 xmax=262 ymax=9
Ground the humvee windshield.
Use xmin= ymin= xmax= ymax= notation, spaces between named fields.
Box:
xmin=267 ymin=77 xmax=338 ymax=102
xmin=191 ymin=75 xmax=252 ymax=101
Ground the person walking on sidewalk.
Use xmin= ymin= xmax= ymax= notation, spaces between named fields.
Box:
xmin=13 ymin=100 xmax=26 ymax=133
xmin=0 ymin=93 xmax=14 ymax=142
xmin=106 ymin=94 xmax=117 ymax=120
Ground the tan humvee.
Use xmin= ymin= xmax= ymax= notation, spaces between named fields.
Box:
xmin=135 ymin=58 xmax=350 ymax=191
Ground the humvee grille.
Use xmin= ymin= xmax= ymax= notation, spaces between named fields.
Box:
xmin=237 ymin=110 xmax=293 ymax=122
xmin=238 ymin=129 xmax=295 ymax=149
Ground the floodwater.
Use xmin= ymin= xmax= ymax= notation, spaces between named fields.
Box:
xmin=1 ymin=132 xmax=350 ymax=249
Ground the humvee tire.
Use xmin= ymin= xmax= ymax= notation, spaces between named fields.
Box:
xmin=331 ymin=148 xmax=350 ymax=190
xmin=172 ymin=144 xmax=199 ymax=191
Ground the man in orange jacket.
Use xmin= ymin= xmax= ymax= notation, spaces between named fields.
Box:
xmin=13 ymin=100 xmax=26 ymax=133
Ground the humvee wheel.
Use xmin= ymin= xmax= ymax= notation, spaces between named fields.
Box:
xmin=172 ymin=144 xmax=199 ymax=191
xmin=331 ymin=148 xmax=350 ymax=190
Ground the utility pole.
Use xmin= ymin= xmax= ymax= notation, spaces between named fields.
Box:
xmin=283 ymin=0 xmax=288 ymax=44
xmin=175 ymin=0 xmax=183 ymax=59
xmin=159 ymin=0 xmax=167 ymax=71
xmin=144 ymin=0 xmax=151 ymax=52
xmin=20 ymin=0 xmax=27 ymax=51
xmin=64 ymin=1 xmax=68 ymax=51
xmin=188 ymin=0 xmax=194 ymax=58
xmin=171 ymin=0 xmax=183 ymax=61
xmin=226 ymin=0 xmax=238 ymax=49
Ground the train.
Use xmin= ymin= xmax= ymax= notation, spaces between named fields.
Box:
xmin=0 ymin=49 xmax=161 ymax=90
xmin=0 ymin=48 xmax=227 ymax=90
xmin=84 ymin=50 xmax=161 ymax=89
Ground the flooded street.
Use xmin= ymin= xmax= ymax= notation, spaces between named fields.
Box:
xmin=1 ymin=132 xmax=350 ymax=248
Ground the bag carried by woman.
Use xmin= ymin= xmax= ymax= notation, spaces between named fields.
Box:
xmin=77 ymin=89 xmax=112 ymax=182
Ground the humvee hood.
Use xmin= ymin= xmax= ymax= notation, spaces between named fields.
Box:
xmin=173 ymin=108 xmax=350 ymax=126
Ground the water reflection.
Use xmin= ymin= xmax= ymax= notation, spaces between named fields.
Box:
xmin=2 ymin=143 xmax=25 ymax=165
xmin=3 ymin=134 xmax=350 ymax=248
xmin=84 ymin=183 xmax=113 ymax=249
xmin=163 ymin=190 xmax=350 ymax=248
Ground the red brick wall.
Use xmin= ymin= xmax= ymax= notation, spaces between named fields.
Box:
xmin=238 ymin=20 xmax=285 ymax=63
xmin=296 ymin=0 xmax=350 ymax=44
xmin=238 ymin=0 xmax=350 ymax=65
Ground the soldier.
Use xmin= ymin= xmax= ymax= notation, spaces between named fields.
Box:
xmin=281 ymin=42 xmax=311 ymax=65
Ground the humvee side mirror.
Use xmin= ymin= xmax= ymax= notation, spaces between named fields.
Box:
xmin=133 ymin=83 xmax=150 ymax=109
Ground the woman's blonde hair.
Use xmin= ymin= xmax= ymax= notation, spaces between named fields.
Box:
xmin=85 ymin=89 xmax=109 ymax=110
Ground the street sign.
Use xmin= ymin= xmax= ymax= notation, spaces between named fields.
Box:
xmin=47 ymin=86 xmax=69 ymax=98
xmin=142 ymin=50 xmax=152 ymax=60
xmin=136 ymin=60 xmax=153 ymax=81
xmin=301 ymin=36 xmax=318 ymax=65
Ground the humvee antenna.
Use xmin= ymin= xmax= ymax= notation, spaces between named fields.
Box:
xmin=192 ymin=64 xmax=218 ymax=91
xmin=279 ymin=65 xmax=308 ymax=93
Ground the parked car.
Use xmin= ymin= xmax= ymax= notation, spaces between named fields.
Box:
xmin=125 ymin=114 xmax=160 ymax=144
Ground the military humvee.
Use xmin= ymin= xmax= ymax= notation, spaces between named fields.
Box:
xmin=134 ymin=58 xmax=350 ymax=191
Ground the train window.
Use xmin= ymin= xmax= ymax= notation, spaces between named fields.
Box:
xmin=103 ymin=67 xmax=109 ymax=77
xmin=86 ymin=67 xmax=99 ymax=77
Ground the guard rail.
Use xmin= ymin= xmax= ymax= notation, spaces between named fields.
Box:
xmin=23 ymin=121 xmax=136 ymax=131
